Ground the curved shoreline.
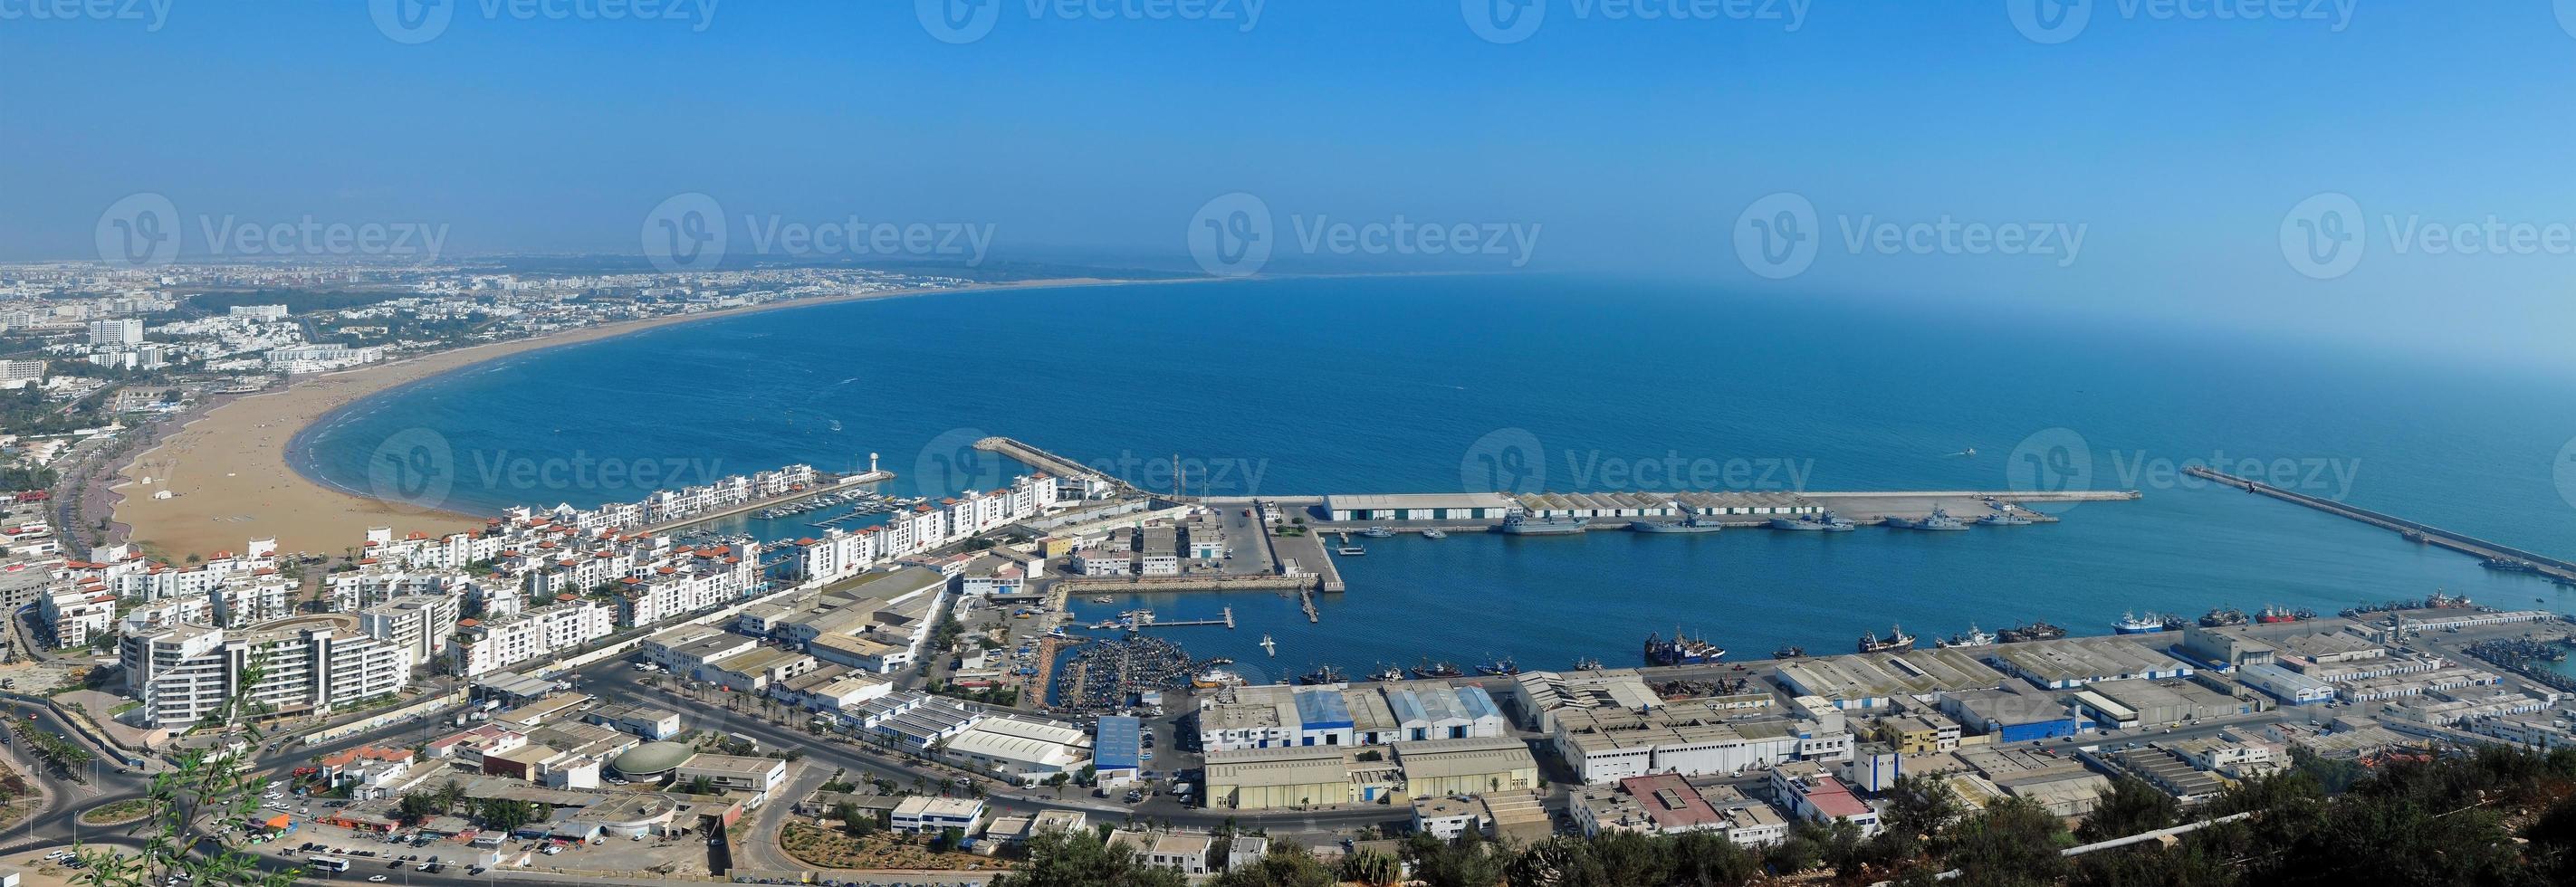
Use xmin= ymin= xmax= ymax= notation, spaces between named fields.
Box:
xmin=111 ymin=276 xmax=1171 ymax=558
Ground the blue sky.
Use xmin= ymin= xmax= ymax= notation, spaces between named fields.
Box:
xmin=6 ymin=1 xmax=2575 ymax=368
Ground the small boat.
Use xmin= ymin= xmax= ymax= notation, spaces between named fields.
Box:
xmin=1498 ymin=513 xmax=1588 ymax=535
xmin=1857 ymin=625 xmax=1916 ymax=653
xmin=1474 ymin=656 xmax=1521 ymax=676
xmin=1205 ymin=657 xmax=1234 ymax=665
xmin=1092 ymin=596 xmax=1116 ymax=604
xmin=1770 ymin=511 xmax=1856 ymax=531
xmin=1335 ymin=545 xmax=1367 ymax=556
xmin=1420 ymin=529 xmax=1448 ymax=539
xmin=1260 ymin=634 xmax=1277 ymax=656
xmin=2113 ymin=612 xmax=2165 ymax=634
xmin=1631 ymin=514 xmax=1723 ymax=534
xmin=1411 ymin=659 xmax=1463 ymax=679
xmin=1191 ymin=669 xmax=1245 ymax=689
xmin=1297 ymin=664 xmax=1347 ymax=685
xmin=1570 ymin=656 xmax=1604 ymax=671
xmin=1771 ymin=645 xmax=1805 ymax=660
xmin=1360 ymin=527 xmax=1395 ymax=539
xmin=1937 ymin=625 xmax=1996 ymax=648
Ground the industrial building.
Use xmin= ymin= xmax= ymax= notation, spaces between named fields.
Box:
xmin=1391 ymin=737 xmax=1540 ymax=798
xmin=1984 ymin=636 xmax=2195 ymax=690
xmin=1322 ymin=492 xmax=1518 ymax=522
xmin=1939 ymin=689 xmax=2082 ymax=742
xmin=1775 ymin=648 xmax=2006 ymax=710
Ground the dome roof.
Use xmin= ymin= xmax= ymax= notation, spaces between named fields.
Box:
xmin=611 ymin=741 xmax=694 ymax=777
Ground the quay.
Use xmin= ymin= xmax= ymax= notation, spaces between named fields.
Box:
xmin=2186 ymin=465 xmax=2576 ymax=583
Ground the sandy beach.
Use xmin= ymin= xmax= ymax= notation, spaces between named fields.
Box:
xmin=109 ymin=278 xmax=1135 ymax=559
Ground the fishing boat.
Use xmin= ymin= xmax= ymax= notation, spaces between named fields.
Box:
xmin=1498 ymin=513 xmax=1589 ymax=535
xmin=1367 ymin=663 xmax=1406 ymax=682
xmin=1360 ymin=527 xmax=1395 ymax=538
xmin=1191 ymin=669 xmax=1246 ymax=689
xmin=1997 ymin=621 xmax=2067 ymax=644
xmin=2113 ymin=612 xmax=2165 ymax=634
xmin=1857 ymin=625 xmax=1916 ymax=653
xmin=1771 ymin=645 xmax=1806 ymax=659
xmin=1937 ymin=625 xmax=1996 ymax=648
xmin=1411 ymin=659 xmax=1464 ymax=679
xmin=1297 ymin=664 xmax=1347 ymax=685
xmin=2198 ymin=607 xmax=2248 ymax=628
xmin=1644 ymin=630 xmax=1725 ymax=665
xmin=2256 ymin=604 xmax=2309 ymax=625
xmin=1474 ymin=656 xmax=1522 ymax=676
xmin=1570 ymin=656 xmax=1605 ymax=671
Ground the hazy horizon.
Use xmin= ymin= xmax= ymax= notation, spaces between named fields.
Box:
xmin=8 ymin=2 xmax=2575 ymax=369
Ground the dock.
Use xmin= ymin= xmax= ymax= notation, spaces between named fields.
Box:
xmin=2186 ymin=465 xmax=2576 ymax=583
xmin=973 ymin=436 xmax=1132 ymax=494
xmin=1143 ymin=607 xmax=1235 ymax=628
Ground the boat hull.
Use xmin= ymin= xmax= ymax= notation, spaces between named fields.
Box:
xmin=1630 ymin=520 xmax=1722 ymax=533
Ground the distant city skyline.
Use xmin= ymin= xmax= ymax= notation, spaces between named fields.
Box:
xmin=6 ymin=3 xmax=2576 ymax=369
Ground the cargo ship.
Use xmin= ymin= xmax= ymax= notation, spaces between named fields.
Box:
xmin=1997 ymin=621 xmax=2067 ymax=644
xmin=1857 ymin=625 xmax=1916 ymax=653
xmin=2113 ymin=613 xmax=2165 ymax=634
xmin=1770 ymin=511 xmax=1857 ymax=531
xmin=1631 ymin=515 xmax=1723 ymax=534
xmin=1499 ymin=513 xmax=1589 ymax=535
xmin=1644 ymin=630 xmax=1726 ymax=665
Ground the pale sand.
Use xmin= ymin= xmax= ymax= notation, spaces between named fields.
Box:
xmin=110 ymin=278 xmax=1138 ymax=560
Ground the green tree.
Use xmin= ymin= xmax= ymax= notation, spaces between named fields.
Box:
xmin=1339 ymin=848 xmax=1403 ymax=887
xmin=1209 ymin=840 xmax=1336 ymax=887
xmin=1945 ymin=797 xmax=2071 ymax=887
xmin=987 ymin=827 xmax=1188 ymax=887
xmin=2076 ymin=777 xmax=2180 ymax=844
xmin=1403 ymin=830 xmax=1506 ymax=887
xmin=72 ymin=749 xmax=298 ymax=887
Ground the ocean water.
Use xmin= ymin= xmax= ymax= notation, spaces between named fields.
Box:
xmin=294 ymin=275 xmax=2576 ymax=674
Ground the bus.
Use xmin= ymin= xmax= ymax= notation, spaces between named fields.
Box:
xmin=305 ymin=857 xmax=349 ymax=873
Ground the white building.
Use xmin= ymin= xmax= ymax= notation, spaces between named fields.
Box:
xmin=120 ymin=617 xmax=412 ymax=730
xmin=455 ymin=598 xmax=616 ymax=677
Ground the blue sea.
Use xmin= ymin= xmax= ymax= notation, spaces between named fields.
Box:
xmin=293 ymin=275 xmax=2576 ymax=678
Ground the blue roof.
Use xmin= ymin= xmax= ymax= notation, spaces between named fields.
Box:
xmin=1456 ymin=684 xmax=1500 ymax=721
xmin=1294 ymin=690 xmax=1355 ymax=730
xmin=1095 ymin=716 xmax=1141 ymax=770
xmin=1385 ymin=690 xmax=1428 ymax=724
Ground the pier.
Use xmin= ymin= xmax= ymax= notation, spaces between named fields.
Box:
xmin=973 ymin=436 xmax=1131 ymax=493
xmin=2186 ymin=465 xmax=2576 ymax=583
xmin=1139 ymin=606 xmax=1236 ymax=628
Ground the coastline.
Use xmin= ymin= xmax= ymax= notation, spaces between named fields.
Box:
xmin=109 ymin=276 xmax=1160 ymax=559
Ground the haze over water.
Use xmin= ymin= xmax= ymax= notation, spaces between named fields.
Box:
xmin=296 ymin=276 xmax=2576 ymax=673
